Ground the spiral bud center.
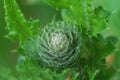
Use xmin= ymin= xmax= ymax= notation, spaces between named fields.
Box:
xmin=50 ymin=32 xmax=68 ymax=51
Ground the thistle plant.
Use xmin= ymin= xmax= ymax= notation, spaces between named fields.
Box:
xmin=1 ymin=0 xmax=120 ymax=80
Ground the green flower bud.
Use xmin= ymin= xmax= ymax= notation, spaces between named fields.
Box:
xmin=22 ymin=21 xmax=81 ymax=68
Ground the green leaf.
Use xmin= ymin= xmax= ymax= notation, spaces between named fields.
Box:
xmin=94 ymin=6 xmax=111 ymax=19
xmin=93 ymin=0 xmax=120 ymax=37
xmin=4 ymin=0 xmax=40 ymax=44
xmin=90 ymin=19 xmax=107 ymax=36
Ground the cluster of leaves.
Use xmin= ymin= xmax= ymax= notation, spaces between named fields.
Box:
xmin=1 ymin=0 xmax=120 ymax=80
xmin=46 ymin=0 xmax=110 ymax=36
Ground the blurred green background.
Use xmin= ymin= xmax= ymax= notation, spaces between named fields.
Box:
xmin=0 ymin=0 xmax=120 ymax=68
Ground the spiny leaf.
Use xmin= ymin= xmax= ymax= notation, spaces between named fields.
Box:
xmin=4 ymin=0 xmax=40 ymax=44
